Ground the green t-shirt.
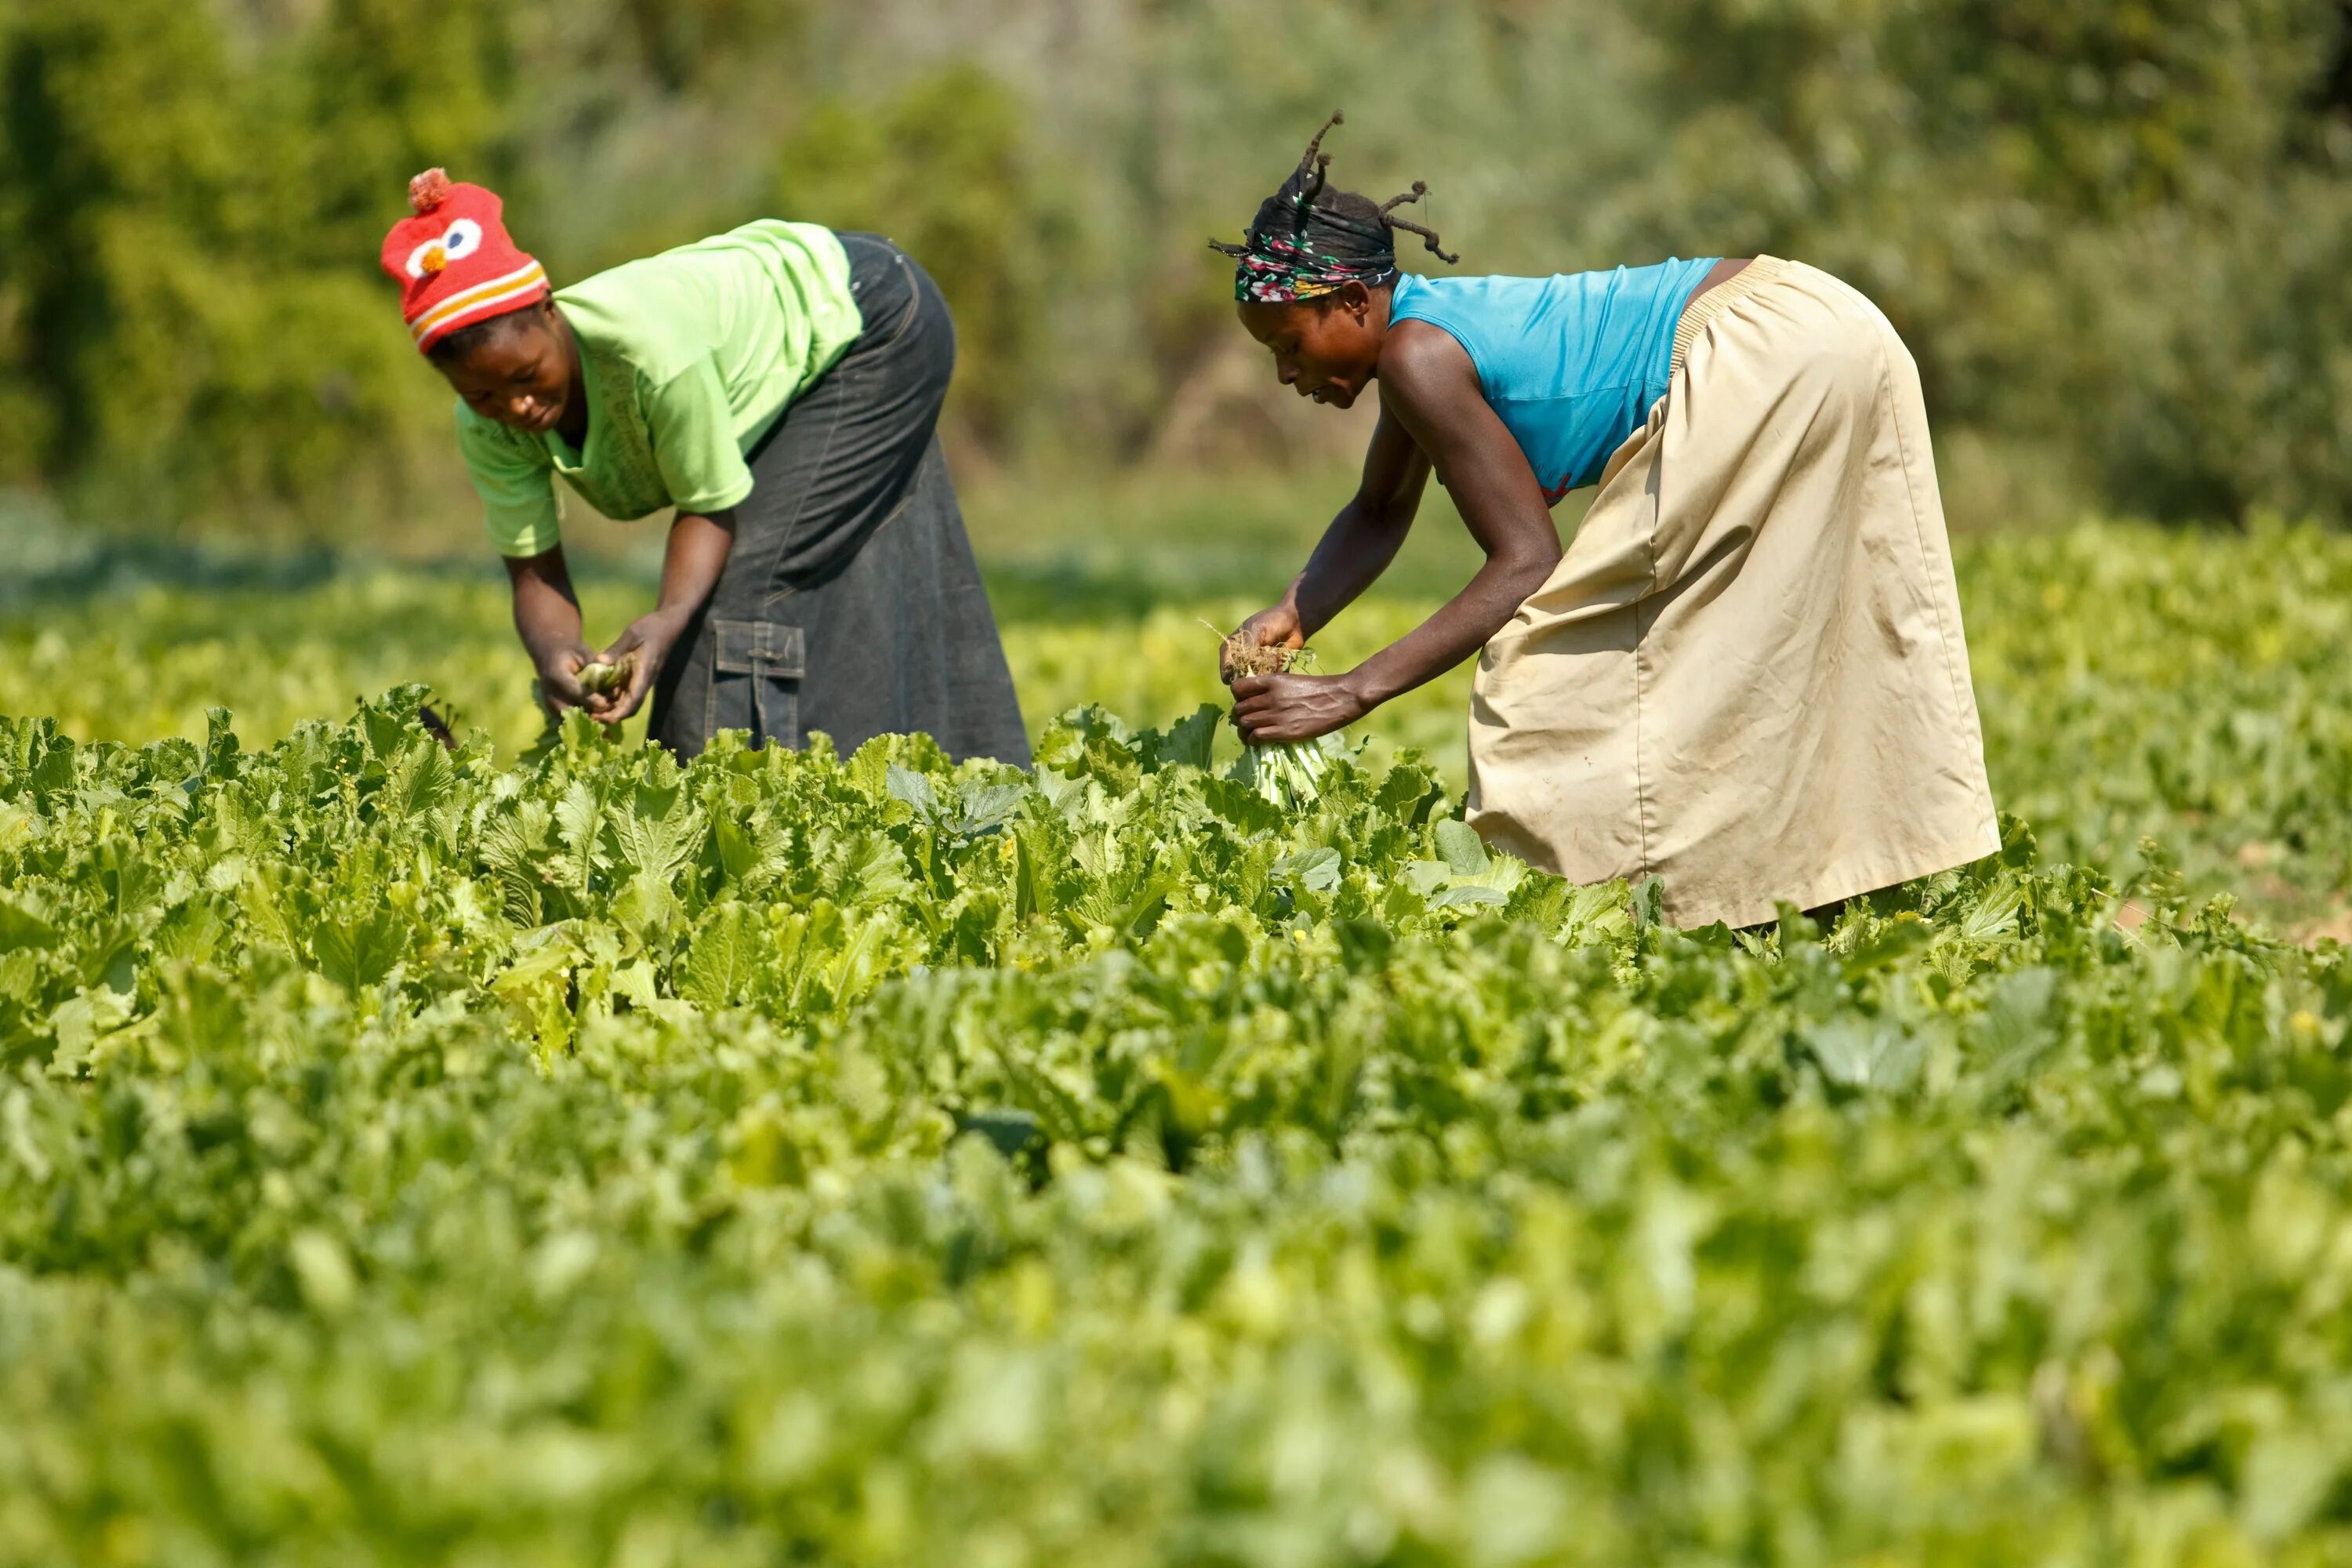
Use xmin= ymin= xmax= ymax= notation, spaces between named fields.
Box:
xmin=454 ymin=220 xmax=861 ymax=557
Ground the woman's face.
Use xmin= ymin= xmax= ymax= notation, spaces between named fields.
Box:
xmin=1236 ymin=283 xmax=1386 ymax=409
xmin=435 ymin=303 xmax=575 ymax=434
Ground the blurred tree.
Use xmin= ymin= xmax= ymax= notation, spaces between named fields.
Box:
xmin=3 ymin=0 xmax=2351 ymax=532
xmin=0 ymin=0 xmax=511 ymax=526
xmin=1620 ymin=0 xmax=2352 ymax=521
xmin=296 ymin=0 xmax=514 ymax=255
xmin=0 ymin=0 xmax=244 ymax=488
xmin=772 ymin=64 xmax=1047 ymax=450
xmin=623 ymin=0 xmax=808 ymax=91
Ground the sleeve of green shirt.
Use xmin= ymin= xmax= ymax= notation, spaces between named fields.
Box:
xmin=454 ymin=405 xmax=564 ymax=557
xmin=644 ymin=357 xmax=757 ymax=516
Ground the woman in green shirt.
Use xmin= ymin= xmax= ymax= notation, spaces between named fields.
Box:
xmin=379 ymin=169 xmax=1029 ymax=763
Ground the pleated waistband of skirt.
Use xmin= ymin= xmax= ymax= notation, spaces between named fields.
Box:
xmin=1670 ymin=255 xmax=1791 ymax=379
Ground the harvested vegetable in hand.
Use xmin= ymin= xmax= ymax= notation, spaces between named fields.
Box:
xmin=577 ymin=653 xmax=636 ymax=699
xmin=521 ymin=649 xmax=636 ymax=765
xmin=1219 ymin=630 xmax=1348 ymax=810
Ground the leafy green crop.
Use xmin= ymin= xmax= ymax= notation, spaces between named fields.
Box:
xmin=7 ymin=520 xmax=2351 ymax=928
xmin=2 ymin=664 xmax=2349 ymax=1563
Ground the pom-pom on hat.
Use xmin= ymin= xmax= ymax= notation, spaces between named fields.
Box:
xmin=379 ymin=169 xmax=550 ymax=354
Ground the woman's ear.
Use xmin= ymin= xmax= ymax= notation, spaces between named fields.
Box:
xmin=544 ymin=297 xmax=579 ymax=361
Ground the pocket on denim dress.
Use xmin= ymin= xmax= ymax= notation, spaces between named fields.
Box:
xmin=707 ymin=619 xmax=804 ymax=749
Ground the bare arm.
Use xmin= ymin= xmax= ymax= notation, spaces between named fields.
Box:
xmin=1231 ymin=321 xmax=1563 ymax=742
xmin=1223 ymin=412 xmax=1429 ymax=677
xmin=1290 ymin=410 xmax=1433 ymax=635
xmin=586 ymin=508 xmax=735 ymax=724
xmin=503 ymin=545 xmax=593 ymax=713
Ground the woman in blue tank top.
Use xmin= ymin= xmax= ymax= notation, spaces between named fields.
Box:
xmin=1215 ymin=115 xmax=2000 ymax=929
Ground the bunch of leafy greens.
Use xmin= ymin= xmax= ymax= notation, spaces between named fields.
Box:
xmin=1225 ymin=646 xmax=1350 ymax=811
xmin=2 ymin=685 xmax=2349 ymax=1563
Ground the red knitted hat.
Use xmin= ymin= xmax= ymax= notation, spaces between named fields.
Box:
xmin=379 ymin=169 xmax=550 ymax=354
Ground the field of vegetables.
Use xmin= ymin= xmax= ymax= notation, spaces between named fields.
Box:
xmin=2 ymin=505 xmax=2352 ymax=1563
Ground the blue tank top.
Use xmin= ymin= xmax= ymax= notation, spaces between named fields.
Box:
xmin=1390 ymin=257 xmax=1719 ymax=501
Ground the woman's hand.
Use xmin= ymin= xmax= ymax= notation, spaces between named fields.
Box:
xmin=583 ymin=609 xmax=688 ymax=725
xmin=532 ymin=641 xmax=596 ymax=717
xmin=1230 ymin=670 xmax=1370 ymax=745
xmin=1221 ymin=603 xmax=1305 ymax=682
xmin=505 ymin=546 xmax=595 ymax=718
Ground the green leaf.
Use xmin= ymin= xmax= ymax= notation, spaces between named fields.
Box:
xmin=887 ymin=764 xmax=941 ymax=817
xmin=953 ymin=781 xmax=1025 ymax=837
xmin=1279 ymin=847 xmax=1342 ymax=894
xmin=1434 ymin=819 xmax=1490 ymax=877
xmin=714 ymin=815 xmax=760 ymax=883
xmin=26 ymin=739 xmax=74 ymax=803
xmin=1803 ymin=1018 xmax=1926 ymax=1092
xmin=1143 ymin=705 xmax=1220 ymax=771
xmin=0 ymin=898 xmax=59 ymax=954
xmin=312 ymin=909 xmax=407 ymax=993
xmin=1842 ymin=918 xmax=1933 ymax=977
xmin=47 ymin=985 xmax=136 ymax=1076
xmin=1632 ymin=876 xmax=1666 ymax=930
xmin=1970 ymin=966 xmax=2062 ymax=1098
xmin=681 ymin=903 xmax=762 ymax=1011
xmin=1013 ymin=826 xmax=1042 ymax=921
xmin=383 ymin=736 xmax=457 ymax=826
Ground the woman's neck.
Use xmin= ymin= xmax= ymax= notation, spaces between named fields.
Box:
xmin=1365 ymin=282 xmax=1399 ymax=380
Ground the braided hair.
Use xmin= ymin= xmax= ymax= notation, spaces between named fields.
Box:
xmin=1211 ymin=111 xmax=1459 ymax=305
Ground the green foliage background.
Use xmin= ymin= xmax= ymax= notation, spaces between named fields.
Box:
xmin=5 ymin=0 xmax=2352 ymax=529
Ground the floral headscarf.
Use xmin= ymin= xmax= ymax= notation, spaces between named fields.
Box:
xmin=1227 ymin=227 xmax=1399 ymax=304
xmin=1211 ymin=113 xmax=1457 ymax=306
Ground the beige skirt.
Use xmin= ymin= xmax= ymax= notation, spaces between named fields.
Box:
xmin=1467 ymin=257 xmax=2000 ymax=929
